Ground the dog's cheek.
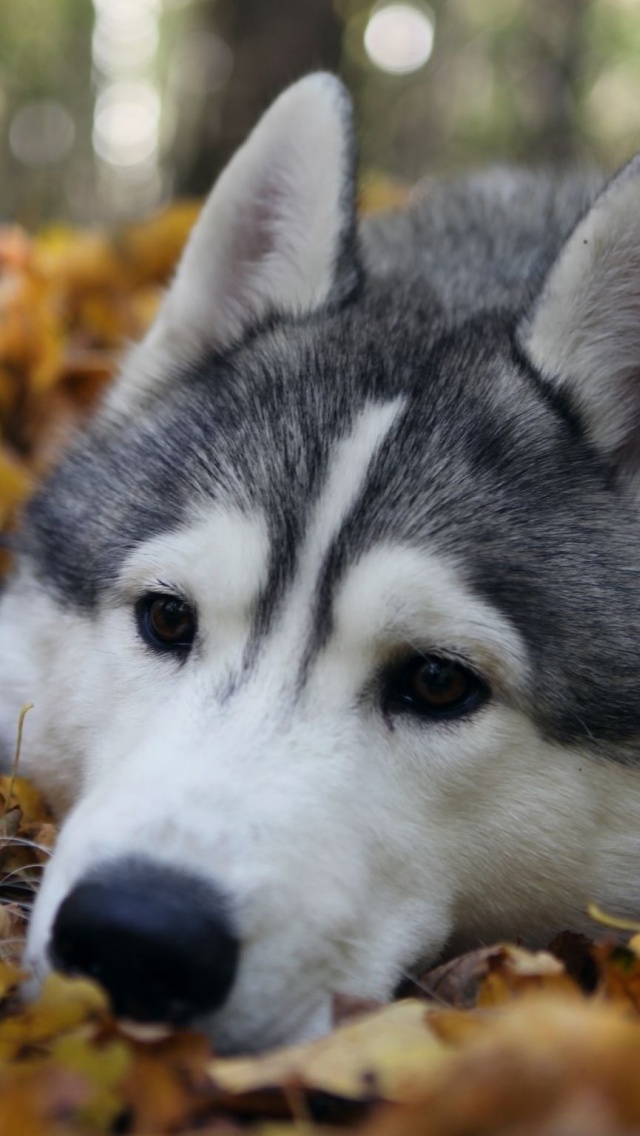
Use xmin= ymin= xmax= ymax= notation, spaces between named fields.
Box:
xmin=0 ymin=573 xmax=96 ymax=813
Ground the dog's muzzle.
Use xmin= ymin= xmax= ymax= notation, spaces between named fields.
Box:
xmin=48 ymin=857 xmax=239 ymax=1024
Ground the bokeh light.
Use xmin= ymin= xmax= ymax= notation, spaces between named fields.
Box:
xmin=363 ymin=2 xmax=435 ymax=75
xmin=92 ymin=13 xmax=159 ymax=77
xmin=93 ymin=81 xmax=160 ymax=168
xmin=169 ymin=30 xmax=233 ymax=95
xmin=9 ymin=100 xmax=75 ymax=168
xmin=91 ymin=0 xmax=164 ymax=214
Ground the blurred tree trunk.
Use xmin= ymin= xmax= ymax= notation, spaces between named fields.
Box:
xmin=525 ymin=0 xmax=591 ymax=163
xmin=175 ymin=0 xmax=344 ymax=195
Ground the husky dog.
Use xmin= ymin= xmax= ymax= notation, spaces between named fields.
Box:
xmin=1 ymin=73 xmax=640 ymax=1053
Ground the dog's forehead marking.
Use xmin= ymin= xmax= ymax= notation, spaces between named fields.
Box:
xmin=115 ymin=397 xmax=528 ymax=702
xmin=117 ymin=511 xmax=270 ymax=614
xmin=262 ymin=398 xmax=405 ymax=653
xmin=116 ymin=400 xmax=403 ymax=658
xmin=297 ymin=399 xmax=405 ymax=573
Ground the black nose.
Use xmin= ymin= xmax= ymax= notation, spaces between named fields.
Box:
xmin=48 ymin=858 xmax=239 ymax=1024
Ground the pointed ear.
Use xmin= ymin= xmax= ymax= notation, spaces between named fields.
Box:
xmin=115 ymin=72 xmax=359 ymax=407
xmin=520 ymin=155 xmax=640 ymax=473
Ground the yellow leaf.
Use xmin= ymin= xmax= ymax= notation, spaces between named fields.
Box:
xmin=0 ymin=973 xmax=110 ymax=1061
xmin=0 ymin=957 xmax=25 ymax=998
xmin=210 ymin=1000 xmax=446 ymax=1103
xmin=50 ymin=1032 xmax=130 ymax=1130
xmin=0 ymin=775 xmax=52 ymax=824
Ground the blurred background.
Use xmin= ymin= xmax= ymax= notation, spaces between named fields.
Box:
xmin=0 ymin=0 xmax=638 ymax=224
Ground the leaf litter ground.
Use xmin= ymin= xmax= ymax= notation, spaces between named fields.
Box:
xmin=1 ymin=194 xmax=640 ymax=1135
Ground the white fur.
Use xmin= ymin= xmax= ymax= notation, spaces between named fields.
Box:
xmin=523 ymin=155 xmax=640 ymax=464
xmin=6 ymin=76 xmax=640 ymax=1055
xmin=109 ymin=73 xmax=352 ymax=415
xmin=4 ymin=414 xmax=640 ymax=1050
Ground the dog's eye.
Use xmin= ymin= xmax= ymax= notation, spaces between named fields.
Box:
xmin=136 ymin=594 xmax=196 ymax=655
xmin=384 ymin=655 xmax=488 ymax=720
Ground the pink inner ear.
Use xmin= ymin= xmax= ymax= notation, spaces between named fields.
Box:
xmin=223 ymin=178 xmax=286 ymax=312
xmin=144 ymin=76 xmax=356 ymax=361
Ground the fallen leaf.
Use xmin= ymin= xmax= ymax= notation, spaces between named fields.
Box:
xmin=210 ymin=1000 xmax=446 ymax=1104
xmin=363 ymin=994 xmax=640 ymax=1136
xmin=0 ymin=775 xmax=53 ymax=824
xmin=593 ymin=939 xmax=640 ymax=1013
xmin=120 ymin=1029 xmax=214 ymax=1133
xmin=0 ymin=973 xmax=109 ymax=1061
xmin=49 ymin=1032 xmax=130 ymax=1130
xmin=406 ymin=942 xmax=579 ymax=1011
xmin=477 ymin=944 xmax=580 ymax=1008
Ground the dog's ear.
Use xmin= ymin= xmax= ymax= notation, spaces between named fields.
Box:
xmin=520 ymin=155 xmax=640 ymax=477
xmin=114 ymin=73 xmax=358 ymax=407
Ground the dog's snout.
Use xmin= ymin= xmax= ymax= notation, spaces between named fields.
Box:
xmin=48 ymin=858 xmax=239 ymax=1024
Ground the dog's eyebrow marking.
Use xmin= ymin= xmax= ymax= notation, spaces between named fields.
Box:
xmin=116 ymin=510 xmax=270 ymax=620
xmin=254 ymin=398 xmax=405 ymax=676
xmin=326 ymin=544 xmax=529 ymax=696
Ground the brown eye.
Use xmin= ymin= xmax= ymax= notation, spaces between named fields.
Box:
xmin=412 ymin=658 xmax=469 ymax=706
xmin=136 ymin=594 xmax=196 ymax=655
xmin=384 ymin=655 xmax=488 ymax=721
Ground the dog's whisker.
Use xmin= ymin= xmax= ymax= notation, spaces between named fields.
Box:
xmin=0 ymin=837 xmax=53 ymax=858
xmin=0 ymin=907 xmax=32 ymax=919
xmin=397 ymin=968 xmax=454 ymax=1009
xmin=0 ymin=863 xmax=45 ymax=886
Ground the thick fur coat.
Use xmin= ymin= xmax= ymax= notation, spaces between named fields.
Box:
xmin=0 ymin=75 xmax=639 ymax=1052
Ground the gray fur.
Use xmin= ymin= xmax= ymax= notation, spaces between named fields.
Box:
xmin=20 ymin=164 xmax=640 ymax=755
xmin=10 ymin=75 xmax=640 ymax=1052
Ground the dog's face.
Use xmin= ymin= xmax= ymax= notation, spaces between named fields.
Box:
xmin=3 ymin=75 xmax=640 ymax=1053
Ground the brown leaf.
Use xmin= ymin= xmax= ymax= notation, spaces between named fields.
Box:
xmin=405 ymin=944 xmax=513 ymax=1008
xmin=547 ymin=930 xmax=599 ymax=994
xmin=119 ymin=1028 xmax=214 ymax=1133
xmin=477 ymin=944 xmax=580 ymax=1008
xmin=593 ymin=940 xmax=640 ymax=1014
xmin=406 ymin=942 xmax=579 ymax=1011
xmin=0 ymin=1063 xmax=92 ymax=1136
